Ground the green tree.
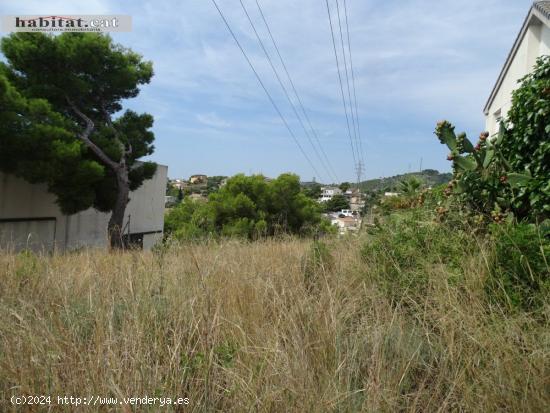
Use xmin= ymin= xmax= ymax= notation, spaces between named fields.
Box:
xmin=339 ymin=182 xmax=351 ymax=192
xmin=304 ymin=183 xmax=322 ymax=199
xmin=324 ymin=194 xmax=350 ymax=212
xmin=165 ymin=173 xmax=330 ymax=239
xmin=501 ymin=56 xmax=550 ymax=218
xmin=206 ymin=175 xmax=228 ymax=194
xmin=166 ymin=182 xmax=179 ymax=197
xmin=399 ymin=177 xmax=422 ymax=195
xmin=0 ymin=33 xmax=156 ymax=248
xmin=0 ymin=73 xmax=104 ymax=205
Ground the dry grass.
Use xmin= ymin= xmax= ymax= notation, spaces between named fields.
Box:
xmin=0 ymin=236 xmax=549 ymax=412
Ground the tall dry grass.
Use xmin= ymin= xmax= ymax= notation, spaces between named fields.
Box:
xmin=0 ymin=235 xmax=548 ymax=412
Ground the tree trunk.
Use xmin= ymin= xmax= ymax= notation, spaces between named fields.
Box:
xmin=108 ymin=166 xmax=130 ymax=249
xmin=66 ymin=98 xmax=133 ymax=250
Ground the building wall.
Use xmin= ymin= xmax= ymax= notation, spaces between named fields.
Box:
xmin=485 ymin=17 xmax=550 ymax=135
xmin=0 ymin=165 xmax=167 ymax=252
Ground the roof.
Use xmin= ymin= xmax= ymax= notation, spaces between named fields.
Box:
xmin=483 ymin=1 xmax=550 ymax=115
xmin=535 ymin=1 xmax=550 ymax=18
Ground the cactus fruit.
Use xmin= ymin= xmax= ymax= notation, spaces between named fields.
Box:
xmin=434 ymin=120 xmax=528 ymax=220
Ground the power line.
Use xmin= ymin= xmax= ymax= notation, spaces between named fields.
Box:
xmin=335 ymin=0 xmax=363 ymax=169
xmin=325 ymin=0 xmax=358 ymax=170
xmin=238 ymin=0 xmax=333 ymax=183
xmin=210 ymin=0 xmax=322 ymax=180
xmin=254 ymin=0 xmax=340 ymax=183
xmin=342 ymin=0 xmax=366 ymax=169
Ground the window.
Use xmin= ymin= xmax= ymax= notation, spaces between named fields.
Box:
xmin=494 ymin=109 xmax=502 ymax=125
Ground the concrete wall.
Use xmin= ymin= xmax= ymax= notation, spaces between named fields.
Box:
xmin=485 ymin=16 xmax=550 ymax=135
xmin=0 ymin=164 xmax=167 ymax=252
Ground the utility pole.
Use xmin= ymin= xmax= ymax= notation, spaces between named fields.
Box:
xmin=419 ymin=157 xmax=423 ymax=173
xmin=355 ymin=160 xmax=365 ymax=228
xmin=355 ymin=160 xmax=364 ymax=187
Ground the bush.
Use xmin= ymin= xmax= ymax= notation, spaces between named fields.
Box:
xmin=362 ymin=209 xmax=475 ymax=302
xmin=486 ymin=222 xmax=550 ymax=311
xmin=502 ymin=56 xmax=550 ymax=218
xmin=434 ymin=56 xmax=550 ymax=222
xmin=165 ymin=173 xmax=331 ymax=240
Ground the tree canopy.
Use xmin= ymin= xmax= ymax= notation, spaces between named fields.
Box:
xmin=339 ymin=182 xmax=351 ymax=192
xmin=165 ymin=173 xmax=332 ymax=239
xmin=0 ymin=33 xmax=157 ymax=247
xmin=324 ymin=194 xmax=350 ymax=212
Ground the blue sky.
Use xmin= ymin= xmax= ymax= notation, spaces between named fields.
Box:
xmin=0 ymin=0 xmax=535 ymax=182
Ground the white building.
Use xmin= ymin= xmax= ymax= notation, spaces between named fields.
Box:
xmin=318 ymin=187 xmax=342 ymax=203
xmin=0 ymin=165 xmax=168 ymax=252
xmin=330 ymin=215 xmax=360 ymax=235
xmin=484 ymin=1 xmax=550 ymax=135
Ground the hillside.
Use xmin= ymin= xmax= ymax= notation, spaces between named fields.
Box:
xmin=359 ymin=169 xmax=452 ymax=192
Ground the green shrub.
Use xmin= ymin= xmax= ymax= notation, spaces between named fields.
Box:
xmin=486 ymin=223 xmax=550 ymax=311
xmin=434 ymin=56 xmax=550 ymax=222
xmin=502 ymin=56 xmax=550 ymax=219
xmin=164 ymin=173 xmax=327 ymax=240
xmin=362 ymin=209 xmax=475 ymax=302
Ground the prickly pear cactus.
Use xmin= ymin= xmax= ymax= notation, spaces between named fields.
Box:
xmin=434 ymin=121 xmax=528 ymax=221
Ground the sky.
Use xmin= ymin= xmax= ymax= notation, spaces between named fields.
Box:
xmin=0 ymin=0 xmax=536 ymax=183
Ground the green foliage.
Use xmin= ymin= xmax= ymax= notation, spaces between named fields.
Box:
xmin=378 ymin=195 xmax=416 ymax=214
xmin=166 ymin=182 xmax=179 ymax=198
xmin=303 ymin=182 xmax=322 ymax=199
xmin=434 ymin=56 xmax=550 ymax=221
xmin=206 ymin=176 xmax=227 ymax=194
xmin=359 ymin=170 xmax=452 ymax=193
xmin=501 ymin=56 xmax=550 ymax=218
xmin=165 ymin=173 xmax=330 ymax=240
xmin=0 ymin=33 xmax=156 ymax=215
xmin=486 ymin=223 xmax=550 ymax=311
xmin=0 ymin=72 xmax=106 ymax=212
xmin=435 ymin=121 xmax=513 ymax=219
xmin=324 ymin=194 xmax=350 ymax=212
xmin=362 ymin=209 xmax=476 ymax=302
xmin=398 ymin=177 xmax=423 ymax=195
xmin=339 ymin=182 xmax=351 ymax=192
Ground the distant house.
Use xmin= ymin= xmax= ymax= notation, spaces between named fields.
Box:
xmin=345 ymin=188 xmax=365 ymax=212
xmin=188 ymin=193 xmax=207 ymax=202
xmin=318 ymin=187 xmax=342 ymax=203
xmin=0 ymin=165 xmax=168 ymax=252
xmin=165 ymin=195 xmax=177 ymax=207
xmin=484 ymin=1 xmax=550 ymax=135
xmin=330 ymin=215 xmax=360 ymax=235
xmin=170 ymin=179 xmax=189 ymax=190
xmin=189 ymin=174 xmax=207 ymax=185
xmin=339 ymin=209 xmax=354 ymax=217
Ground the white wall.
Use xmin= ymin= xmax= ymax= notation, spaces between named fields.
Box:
xmin=485 ymin=16 xmax=550 ymax=135
xmin=0 ymin=164 xmax=167 ymax=252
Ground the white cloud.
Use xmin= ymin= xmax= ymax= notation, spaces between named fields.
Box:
xmin=196 ymin=112 xmax=231 ymax=128
xmin=0 ymin=0 xmax=535 ymax=180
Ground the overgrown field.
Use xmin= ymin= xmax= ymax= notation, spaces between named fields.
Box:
xmin=1 ymin=217 xmax=549 ymax=412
